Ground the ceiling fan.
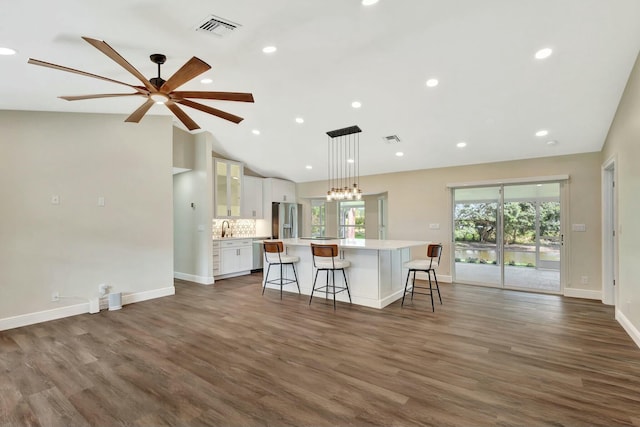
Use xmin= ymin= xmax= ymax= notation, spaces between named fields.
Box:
xmin=28 ymin=36 xmax=254 ymax=131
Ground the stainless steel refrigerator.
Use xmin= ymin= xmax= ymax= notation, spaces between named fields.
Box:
xmin=271 ymin=202 xmax=302 ymax=239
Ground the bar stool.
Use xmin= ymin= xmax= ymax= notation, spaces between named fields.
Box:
xmin=309 ymin=243 xmax=352 ymax=310
xmin=262 ymin=241 xmax=300 ymax=299
xmin=402 ymin=243 xmax=443 ymax=311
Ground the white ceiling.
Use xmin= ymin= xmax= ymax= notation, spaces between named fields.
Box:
xmin=2 ymin=0 xmax=639 ymax=183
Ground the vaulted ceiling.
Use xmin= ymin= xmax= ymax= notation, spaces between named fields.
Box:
xmin=2 ymin=0 xmax=639 ymax=182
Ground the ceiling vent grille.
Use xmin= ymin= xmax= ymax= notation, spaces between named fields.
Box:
xmin=382 ymin=135 xmax=401 ymax=144
xmin=195 ymin=15 xmax=240 ymax=37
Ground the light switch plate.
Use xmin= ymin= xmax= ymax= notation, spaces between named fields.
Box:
xmin=429 ymin=223 xmax=440 ymax=230
xmin=572 ymin=224 xmax=586 ymax=232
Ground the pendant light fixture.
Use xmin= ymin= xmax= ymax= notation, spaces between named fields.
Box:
xmin=326 ymin=125 xmax=362 ymax=201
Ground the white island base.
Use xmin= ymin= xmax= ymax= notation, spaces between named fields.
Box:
xmin=262 ymin=238 xmax=429 ymax=309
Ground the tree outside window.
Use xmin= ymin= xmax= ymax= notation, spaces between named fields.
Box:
xmin=339 ymin=201 xmax=365 ymax=239
xmin=311 ymin=200 xmax=326 ymax=237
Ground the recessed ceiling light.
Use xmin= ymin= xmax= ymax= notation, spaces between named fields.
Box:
xmin=200 ymin=78 xmax=213 ymax=84
xmin=546 ymin=140 xmax=558 ymax=146
xmin=535 ymin=48 xmax=553 ymax=59
xmin=305 ymin=165 xmax=313 ymax=170
xmin=395 ymin=152 xmax=404 ymax=157
xmin=456 ymin=141 xmax=467 ymax=148
xmin=0 ymin=47 xmax=17 ymax=55
xmin=262 ymin=46 xmax=277 ymax=54
xmin=352 ymin=101 xmax=362 ymax=108
xmin=535 ymin=129 xmax=549 ymax=137
xmin=295 ymin=117 xmax=304 ymax=124
xmin=426 ymin=78 xmax=439 ymax=87
xmin=252 ymin=129 xmax=260 ymax=135
xmin=362 ymin=0 xmax=379 ymax=5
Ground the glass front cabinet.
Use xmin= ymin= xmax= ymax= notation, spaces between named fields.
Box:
xmin=214 ymin=158 xmax=243 ymax=218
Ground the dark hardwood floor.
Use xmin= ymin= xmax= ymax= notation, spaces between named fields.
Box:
xmin=2 ymin=274 xmax=640 ymax=426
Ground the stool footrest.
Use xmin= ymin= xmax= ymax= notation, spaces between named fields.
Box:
xmin=265 ymin=277 xmax=298 ymax=286
xmin=312 ymin=285 xmax=349 ymax=295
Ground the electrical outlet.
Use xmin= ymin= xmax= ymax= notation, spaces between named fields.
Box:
xmin=581 ymin=276 xmax=588 ymax=285
xmin=51 ymin=291 xmax=60 ymax=302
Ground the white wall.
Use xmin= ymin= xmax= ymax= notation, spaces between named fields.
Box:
xmin=601 ymin=51 xmax=640 ymax=346
xmin=173 ymin=131 xmax=214 ymax=284
xmin=0 ymin=110 xmax=175 ymax=329
xmin=297 ymin=152 xmax=602 ymax=295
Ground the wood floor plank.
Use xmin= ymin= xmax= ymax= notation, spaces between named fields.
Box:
xmin=2 ymin=274 xmax=640 ymax=426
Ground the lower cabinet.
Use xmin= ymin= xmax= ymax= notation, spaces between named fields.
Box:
xmin=217 ymin=239 xmax=253 ymax=277
xmin=212 ymin=241 xmax=221 ymax=276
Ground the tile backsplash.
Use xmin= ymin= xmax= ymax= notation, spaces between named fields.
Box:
xmin=212 ymin=219 xmax=256 ymax=238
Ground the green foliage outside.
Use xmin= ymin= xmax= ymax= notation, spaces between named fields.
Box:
xmin=454 ymin=201 xmax=560 ymax=244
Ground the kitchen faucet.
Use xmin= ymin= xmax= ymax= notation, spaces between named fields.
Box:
xmin=221 ymin=220 xmax=231 ymax=238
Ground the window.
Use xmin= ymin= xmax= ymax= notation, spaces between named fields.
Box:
xmin=310 ymin=199 xmax=326 ymax=237
xmin=339 ymin=201 xmax=365 ymax=239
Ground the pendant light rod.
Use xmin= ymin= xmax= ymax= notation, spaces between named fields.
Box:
xmin=325 ymin=125 xmax=363 ymax=201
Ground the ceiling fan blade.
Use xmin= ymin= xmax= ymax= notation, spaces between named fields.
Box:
xmin=166 ymin=102 xmax=200 ymax=130
xmin=160 ymin=57 xmax=211 ymax=93
xmin=60 ymin=93 xmax=144 ymax=101
xmin=171 ymin=91 xmax=254 ymax=103
xmin=82 ymin=37 xmax=156 ymax=92
xmin=125 ymin=99 xmax=155 ymax=123
xmin=28 ymin=59 xmax=148 ymax=94
xmin=176 ymin=99 xmax=244 ymax=124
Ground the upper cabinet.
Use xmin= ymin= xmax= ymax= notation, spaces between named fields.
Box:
xmin=242 ymin=176 xmax=264 ymax=219
xmin=214 ymin=158 xmax=243 ymax=218
xmin=265 ymin=178 xmax=296 ymax=203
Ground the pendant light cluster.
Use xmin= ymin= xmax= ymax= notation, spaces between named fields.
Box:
xmin=326 ymin=125 xmax=363 ymax=201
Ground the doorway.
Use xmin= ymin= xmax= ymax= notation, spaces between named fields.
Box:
xmin=452 ymin=182 xmax=563 ymax=292
xmin=602 ymin=157 xmax=617 ymax=306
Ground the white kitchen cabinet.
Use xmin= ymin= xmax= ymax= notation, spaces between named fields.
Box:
xmin=219 ymin=239 xmax=253 ymax=276
xmin=214 ymin=158 xmax=243 ymax=218
xmin=242 ymin=176 xmax=264 ymax=219
xmin=265 ymin=178 xmax=296 ymax=203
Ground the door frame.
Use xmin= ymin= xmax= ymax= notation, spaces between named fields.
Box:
xmin=449 ymin=175 xmax=568 ymax=293
xmin=601 ymin=155 xmax=618 ymax=306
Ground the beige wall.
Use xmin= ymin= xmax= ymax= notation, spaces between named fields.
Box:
xmin=601 ymin=52 xmax=640 ymax=336
xmin=0 ymin=110 xmax=174 ymax=323
xmin=297 ymin=152 xmax=602 ymax=292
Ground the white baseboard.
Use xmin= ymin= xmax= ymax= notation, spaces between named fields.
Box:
xmin=0 ymin=285 xmax=176 ymax=332
xmin=122 ymin=286 xmax=175 ymax=305
xmin=616 ymin=308 xmax=640 ymax=349
xmin=0 ymin=303 xmax=90 ymax=331
xmin=563 ymin=288 xmax=602 ymax=300
xmin=174 ymin=271 xmax=214 ymax=285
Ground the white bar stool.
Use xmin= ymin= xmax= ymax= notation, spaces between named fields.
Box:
xmin=262 ymin=241 xmax=300 ymax=299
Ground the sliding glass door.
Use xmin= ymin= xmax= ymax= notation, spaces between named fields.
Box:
xmin=453 ymin=182 xmax=562 ymax=292
xmin=453 ymin=186 xmax=502 ymax=286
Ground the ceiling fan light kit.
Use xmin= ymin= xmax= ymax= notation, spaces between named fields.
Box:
xmin=27 ymin=36 xmax=254 ymax=131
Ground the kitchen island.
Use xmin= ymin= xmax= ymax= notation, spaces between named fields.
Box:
xmin=262 ymin=238 xmax=429 ymax=308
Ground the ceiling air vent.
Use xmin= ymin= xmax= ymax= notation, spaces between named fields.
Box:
xmin=195 ymin=15 xmax=241 ymax=37
xmin=382 ymin=135 xmax=401 ymax=144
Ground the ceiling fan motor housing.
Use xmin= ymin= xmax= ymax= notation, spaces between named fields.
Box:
xmin=149 ymin=54 xmax=167 ymax=88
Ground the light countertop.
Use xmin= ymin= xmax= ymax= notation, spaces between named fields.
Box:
xmin=212 ymin=236 xmax=270 ymax=241
xmin=277 ymin=238 xmax=429 ymax=250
